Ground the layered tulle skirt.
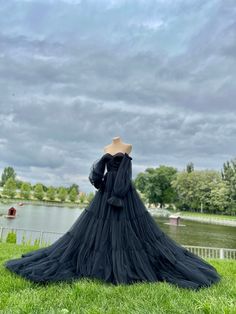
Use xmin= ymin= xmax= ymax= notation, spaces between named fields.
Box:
xmin=4 ymin=174 xmax=221 ymax=290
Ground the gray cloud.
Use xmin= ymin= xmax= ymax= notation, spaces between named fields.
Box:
xmin=0 ymin=0 xmax=235 ymax=192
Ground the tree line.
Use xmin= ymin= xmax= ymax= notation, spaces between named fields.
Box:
xmin=0 ymin=167 xmax=94 ymax=203
xmin=134 ymin=157 xmax=236 ymax=215
xmin=1 ymin=156 xmax=236 ymax=214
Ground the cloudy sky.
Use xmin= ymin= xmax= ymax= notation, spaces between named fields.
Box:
xmin=0 ymin=0 xmax=235 ymax=192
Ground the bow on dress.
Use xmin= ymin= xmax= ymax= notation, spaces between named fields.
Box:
xmin=88 ymin=152 xmax=132 ymax=209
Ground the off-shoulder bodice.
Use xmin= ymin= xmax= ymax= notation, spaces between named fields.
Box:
xmin=104 ymin=152 xmax=132 ymax=172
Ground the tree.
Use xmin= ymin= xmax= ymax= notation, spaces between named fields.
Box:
xmin=46 ymin=186 xmax=56 ymax=201
xmin=172 ymin=170 xmax=226 ymax=213
xmin=171 ymin=171 xmax=194 ymax=211
xmin=186 ymin=162 xmax=194 ymax=173
xmin=34 ymin=183 xmax=44 ymax=200
xmin=209 ymin=180 xmax=231 ymax=213
xmin=134 ymin=172 xmax=149 ymax=194
xmin=20 ymin=182 xmax=31 ymax=199
xmin=16 ymin=179 xmax=24 ymax=189
xmin=42 ymin=184 xmax=48 ymax=192
xmin=2 ymin=177 xmax=17 ymax=198
xmin=58 ymin=187 xmax=67 ymax=202
xmin=87 ymin=192 xmax=95 ymax=203
xmin=69 ymin=187 xmax=78 ymax=202
xmin=196 ymin=171 xmax=214 ymax=213
xmin=1 ymin=167 xmax=16 ymax=186
xmin=68 ymin=184 xmax=79 ymax=194
xmin=79 ymin=193 xmax=86 ymax=204
xmin=221 ymin=158 xmax=236 ymax=203
xmin=134 ymin=165 xmax=177 ymax=207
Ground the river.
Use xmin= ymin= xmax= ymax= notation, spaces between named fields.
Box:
xmin=0 ymin=203 xmax=235 ymax=249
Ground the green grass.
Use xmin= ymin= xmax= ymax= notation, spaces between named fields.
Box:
xmin=0 ymin=243 xmax=236 ymax=313
xmin=179 ymin=211 xmax=236 ymax=221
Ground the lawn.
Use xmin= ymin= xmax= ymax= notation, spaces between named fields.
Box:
xmin=0 ymin=243 xmax=236 ymax=314
xmin=179 ymin=211 xmax=236 ymax=221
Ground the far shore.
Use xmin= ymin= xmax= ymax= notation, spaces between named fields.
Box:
xmin=0 ymin=198 xmax=86 ymax=209
xmin=149 ymin=209 xmax=236 ymax=227
xmin=178 ymin=213 xmax=236 ymax=227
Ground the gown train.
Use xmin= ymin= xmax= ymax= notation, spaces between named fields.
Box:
xmin=4 ymin=152 xmax=221 ymax=290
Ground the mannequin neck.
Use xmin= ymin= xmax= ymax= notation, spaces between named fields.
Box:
xmin=104 ymin=137 xmax=132 ymax=155
xmin=112 ymin=137 xmax=121 ymax=144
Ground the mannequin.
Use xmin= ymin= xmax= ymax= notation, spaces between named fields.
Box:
xmin=4 ymin=136 xmax=221 ymax=289
xmin=104 ymin=136 xmax=132 ymax=155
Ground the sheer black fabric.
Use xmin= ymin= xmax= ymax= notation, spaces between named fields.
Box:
xmin=4 ymin=152 xmax=221 ymax=290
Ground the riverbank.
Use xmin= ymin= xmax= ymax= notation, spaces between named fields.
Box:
xmin=148 ymin=208 xmax=236 ymax=226
xmin=1 ymin=243 xmax=235 ymax=314
xmin=178 ymin=211 xmax=236 ymax=227
xmin=0 ymin=198 xmax=87 ymax=208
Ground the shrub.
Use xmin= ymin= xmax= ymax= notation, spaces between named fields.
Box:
xmin=6 ymin=231 xmax=17 ymax=243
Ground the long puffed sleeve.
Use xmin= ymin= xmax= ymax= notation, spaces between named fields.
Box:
xmin=107 ymin=153 xmax=132 ymax=209
xmin=88 ymin=155 xmax=107 ymax=189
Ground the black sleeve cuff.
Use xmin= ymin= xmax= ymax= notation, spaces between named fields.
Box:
xmin=107 ymin=196 xmax=124 ymax=208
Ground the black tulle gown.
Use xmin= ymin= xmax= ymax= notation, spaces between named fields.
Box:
xmin=4 ymin=152 xmax=221 ymax=289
